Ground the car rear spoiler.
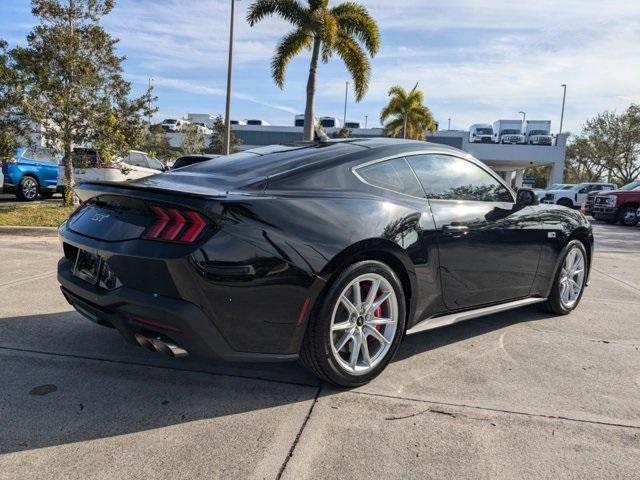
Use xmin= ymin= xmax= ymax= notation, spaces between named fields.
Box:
xmin=73 ymin=181 xmax=229 ymax=203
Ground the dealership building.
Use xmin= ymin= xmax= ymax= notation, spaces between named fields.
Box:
xmin=167 ymin=124 xmax=567 ymax=188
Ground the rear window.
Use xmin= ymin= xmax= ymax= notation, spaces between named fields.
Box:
xmin=356 ymin=158 xmax=424 ymax=198
xmin=173 ymin=156 xmax=210 ymax=169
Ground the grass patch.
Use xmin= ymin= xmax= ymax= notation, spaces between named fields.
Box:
xmin=0 ymin=201 xmax=75 ymax=227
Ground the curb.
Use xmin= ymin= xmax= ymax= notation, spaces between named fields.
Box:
xmin=0 ymin=226 xmax=58 ymax=237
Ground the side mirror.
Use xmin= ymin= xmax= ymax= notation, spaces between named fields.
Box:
xmin=516 ymin=188 xmax=539 ymax=207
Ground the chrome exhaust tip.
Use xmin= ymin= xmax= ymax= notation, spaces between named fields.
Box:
xmin=134 ymin=333 xmax=188 ymax=357
xmin=134 ymin=333 xmax=157 ymax=352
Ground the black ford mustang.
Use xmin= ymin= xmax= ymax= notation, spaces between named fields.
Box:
xmin=58 ymin=139 xmax=593 ymax=386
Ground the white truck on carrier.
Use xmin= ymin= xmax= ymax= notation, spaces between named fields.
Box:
xmin=469 ymin=124 xmax=494 ymax=143
xmin=524 ymin=120 xmax=553 ymax=145
xmin=493 ymin=120 xmax=526 ymax=144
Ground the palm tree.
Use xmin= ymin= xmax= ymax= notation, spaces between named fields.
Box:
xmin=247 ymin=0 xmax=380 ymax=141
xmin=380 ymin=84 xmax=437 ymax=140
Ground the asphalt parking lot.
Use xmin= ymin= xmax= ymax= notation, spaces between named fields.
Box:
xmin=0 ymin=222 xmax=639 ymax=479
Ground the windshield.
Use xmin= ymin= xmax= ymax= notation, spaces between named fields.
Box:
xmin=529 ymin=130 xmax=548 ymax=136
xmin=476 ymin=128 xmax=493 ymax=135
xmin=620 ymin=181 xmax=640 ymax=191
xmin=561 ymin=185 xmax=575 ymax=190
xmin=502 ymin=129 xmax=521 ymax=135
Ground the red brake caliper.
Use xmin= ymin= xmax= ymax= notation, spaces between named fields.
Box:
xmin=374 ymin=305 xmax=383 ymax=332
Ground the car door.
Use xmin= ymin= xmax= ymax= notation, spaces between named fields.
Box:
xmin=575 ymin=184 xmax=598 ymax=206
xmin=34 ymin=148 xmax=60 ymax=190
xmin=405 ymin=153 xmax=544 ymax=310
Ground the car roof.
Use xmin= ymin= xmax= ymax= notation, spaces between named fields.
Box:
xmin=159 ymin=138 xmax=472 ymax=191
xmin=176 ymin=154 xmax=219 ymax=159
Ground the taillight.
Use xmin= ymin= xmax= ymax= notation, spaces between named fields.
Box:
xmin=144 ymin=205 xmax=208 ymax=243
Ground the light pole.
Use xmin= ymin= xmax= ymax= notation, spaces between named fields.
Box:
xmin=364 ymin=115 xmax=368 ymax=129
xmin=559 ymin=84 xmax=567 ymax=136
xmin=147 ymin=77 xmax=153 ymax=126
xmin=223 ymin=0 xmax=237 ymax=156
xmin=447 ymin=118 xmax=451 ymax=130
xmin=343 ymin=81 xmax=349 ymax=127
xmin=518 ymin=111 xmax=526 ymax=125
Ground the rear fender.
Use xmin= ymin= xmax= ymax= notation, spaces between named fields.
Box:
xmin=316 ymin=239 xmax=418 ymax=329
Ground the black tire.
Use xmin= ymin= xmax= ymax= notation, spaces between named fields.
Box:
xmin=618 ymin=206 xmax=639 ymax=226
xmin=544 ymin=240 xmax=588 ymax=315
xmin=16 ymin=176 xmax=40 ymax=201
xmin=300 ymin=260 xmax=406 ymax=387
xmin=557 ymin=198 xmax=573 ymax=208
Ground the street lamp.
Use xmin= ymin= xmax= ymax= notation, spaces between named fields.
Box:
xmin=147 ymin=77 xmax=154 ymax=126
xmin=559 ymin=84 xmax=567 ymax=135
xmin=447 ymin=118 xmax=451 ymax=130
xmin=343 ymin=81 xmax=349 ymax=127
xmin=518 ymin=111 xmax=526 ymax=125
xmin=223 ymin=0 xmax=238 ymax=156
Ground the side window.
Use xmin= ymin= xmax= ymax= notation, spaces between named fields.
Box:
xmin=356 ymin=157 xmax=424 ymax=198
xmin=34 ymin=148 xmax=58 ymax=163
xmin=23 ymin=148 xmax=37 ymax=160
xmin=147 ymin=158 xmax=164 ymax=171
xmin=126 ymin=153 xmax=149 ymax=168
xmin=406 ymin=154 xmax=513 ymax=202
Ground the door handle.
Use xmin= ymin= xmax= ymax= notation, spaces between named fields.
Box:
xmin=443 ymin=224 xmax=469 ymax=237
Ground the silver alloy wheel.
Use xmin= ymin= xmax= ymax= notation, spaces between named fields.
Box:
xmin=329 ymin=273 xmax=398 ymax=375
xmin=559 ymin=247 xmax=586 ymax=309
xmin=22 ymin=177 xmax=38 ymax=200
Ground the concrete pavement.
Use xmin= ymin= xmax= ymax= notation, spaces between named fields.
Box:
xmin=0 ymin=222 xmax=639 ymax=479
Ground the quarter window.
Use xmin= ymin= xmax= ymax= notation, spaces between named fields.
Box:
xmin=126 ymin=153 xmax=149 ymax=168
xmin=406 ymin=154 xmax=513 ymax=202
xmin=357 ymin=158 xmax=424 ymax=198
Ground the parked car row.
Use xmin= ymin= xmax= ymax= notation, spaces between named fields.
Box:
xmin=586 ymin=180 xmax=640 ymax=226
xmin=1 ymin=146 xmax=197 ymax=201
xmin=541 ymin=182 xmax=617 ymax=209
xmin=469 ymin=120 xmax=553 ymax=145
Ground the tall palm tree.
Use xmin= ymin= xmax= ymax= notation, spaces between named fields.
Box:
xmin=247 ymin=0 xmax=380 ymax=141
xmin=380 ymin=84 xmax=437 ymax=140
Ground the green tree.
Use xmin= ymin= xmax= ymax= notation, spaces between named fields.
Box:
xmin=206 ymin=115 xmax=241 ymax=154
xmin=380 ymin=84 xmax=437 ymax=140
xmin=181 ymin=124 xmax=205 ymax=155
xmin=523 ymin=165 xmax=551 ymax=188
xmin=247 ymin=0 xmax=380 ymax=141
xmin=565 ymin=105 xmax=640 ymax=185
xmin=144 ymin=124 xmax=177 ymax=162
xmin=11 ymin=0 xmax=153 ymax=205
xmin=0 ymin=39 xmax=27 ymax=163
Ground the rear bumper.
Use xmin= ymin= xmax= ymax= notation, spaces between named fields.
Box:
xmin=58 ymin=259 xmax=299 ymax=362
xmin=592 ymin=205 xmax=618 ymax=221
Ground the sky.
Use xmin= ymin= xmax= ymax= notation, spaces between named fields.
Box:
xmin=1 ymin=0 xmax=639 ymax=133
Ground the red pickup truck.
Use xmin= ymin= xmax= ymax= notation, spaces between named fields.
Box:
xmin=591 ymin=181 xmax=640 ymax=226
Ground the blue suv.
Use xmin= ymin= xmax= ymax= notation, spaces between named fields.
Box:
xmin=2 ymin=146 xmax=62 ymax=201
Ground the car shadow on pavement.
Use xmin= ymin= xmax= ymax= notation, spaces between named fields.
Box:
xmin=0 ymin=311 xmax=320 ymax=455
xmin=0 ymin=305 xmax=552 ymax=454
xmin=394 ymin=305 xmax=552 ymax=362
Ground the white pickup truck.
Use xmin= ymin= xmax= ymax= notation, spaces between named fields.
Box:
xmin=541 ymin=182 xmax=617 ymax=208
